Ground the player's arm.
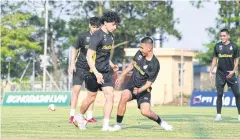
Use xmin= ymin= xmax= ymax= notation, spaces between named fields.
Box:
xmin=115 ymin=62 xmax=134 ymax=87
xmin=227 ymin=46 xmax=239 ymax=78
xmin=233 ymin=46 xmax=239 ymax=72
xmin=120 ymin=62 xmax=134 ymax=77
xmin=87 ymin=33 xmax=104 ymax=84
xmin=109 ymin=60 xmax=119 ymax=71
xmin=86 ymin=49 xmax=98 ymax=74
xmin=71 ymin=48 xmax=77 ymax=64
xmin=209 ymin=57 xmax=217 ymax=73
xmin=136 ymin=81 xmax=153 ymax=93
xmin=109 ymin=60 xmax=115 ymax=68
xmin=209 ymin=45 xmax=218 ymax=81
xmin=68 ymin=36 xmax=82 ymax=73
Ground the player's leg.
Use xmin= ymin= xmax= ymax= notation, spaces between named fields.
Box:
xmin=87 ymin=101 xmax=97 ymax=123
xmin=216 ymin=86 xmax=224 ymax=120
xmin=74 ymin=74 xmax=98 ymax=129
xmin=215 ymin=73 xmax=226 ymax=121
xmin=74 ymin=92 xmax=97 ymax=129
xmin=110 ymin=89 xmax=134 ymax=131
xmin=140 ymin=103 xmax=173 ymax=131
xmin=80 ymin=92 xmax=97 ymax=115
xmin=69 ymin=85 xmax=81 ymax=122
xmin=69 ymin=71 xmax=83 ymax=123
xmin=228 ymin=77 xmax=240 ymax=120
xmin=117 ymin=89 xmax=132 ymax=124
xmin=101 ymin=86 xmax=114 ymax=131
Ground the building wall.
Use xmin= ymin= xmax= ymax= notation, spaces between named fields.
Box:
xmin=151 ymin=56 xmax=174 ymax=105
xmin=172 ymin=56 xmax=193 ymax=97
xmin=194 ymin=73 xmax=200 ymax=90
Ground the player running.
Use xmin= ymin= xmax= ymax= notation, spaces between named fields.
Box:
xmin=111 ymin=37 xmax=173 ymax=131
xmin=68 ymin=17 xmax=101 ymax=124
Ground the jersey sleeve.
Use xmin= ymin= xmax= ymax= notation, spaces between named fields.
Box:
xmin=133 ymin=50 xmax=141 ymax=61
xmin=89 ymin=32 xmax=101 ymax=51
xmin=213 ymin=44 xmax=218 ymax=57
xmin=74 ymin=36 xmax=84 ymax=49
xmin=148 ymin=61 xmax=160 ymax=83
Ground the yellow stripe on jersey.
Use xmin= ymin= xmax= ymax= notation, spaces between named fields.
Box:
xmin=89 ymin=52 xmax=97 ymax=73
xmin=75 ymin=48 xmax=81 ymax=64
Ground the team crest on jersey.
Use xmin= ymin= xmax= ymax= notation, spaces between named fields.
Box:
xmin=230 ymin=46 xmax=233 ymax=50
xmin=86 ymin=37 xmax=90 ymax=43
xmin=138 ymin=55 xmax=142 ymax=60
xmin=143 ymin=65 xmax=148 ymax=69
xmin=219 ymin=45 xmax=222 ymax=50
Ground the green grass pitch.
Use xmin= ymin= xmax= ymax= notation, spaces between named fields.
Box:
xmin=1 ymin=106 xmax=240 ymax=139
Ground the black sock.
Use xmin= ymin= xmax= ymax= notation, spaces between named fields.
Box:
xmin=117 ymin=115 xmax=124 ymax=123
xmin=217 ymin=94 xmax=223 ymax=114
xmin=148 ymin=115 xmax=161 ymax=125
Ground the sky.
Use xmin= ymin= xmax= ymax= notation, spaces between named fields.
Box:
xmin=164 ymin=0 xmax=219 ymax=51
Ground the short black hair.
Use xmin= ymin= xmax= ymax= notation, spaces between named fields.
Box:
xmin=89 ymin=17 xmax=101 ymax=27
xmin=140 ymin=37 xmax=154 ymax=44
xmin=220 ymin=28 xmax=229 ymax=34
xmin=101 ymin=11 xmax=121 ymax=24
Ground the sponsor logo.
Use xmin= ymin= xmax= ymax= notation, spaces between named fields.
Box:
xmin=102 ymin=45 xmax=112 ymax=50
xmin=193 ymin=95 xmax=212 ymax=104
xmin=133 ymin=61 xmax=145 ymax=75
xmin=2 ymin=91 xmax=71 ymax=106
xmin=218 ymin=54 xmax=232 ymax=58
xmin=190 ymin=91 xmax=237 ymax=107
xmin=5 ymin=95 xmax=68 ymax=103
xmin=143 ymin=97 xmax=148 ymax=100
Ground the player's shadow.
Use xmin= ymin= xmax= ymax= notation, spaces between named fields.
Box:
xmin=136 ymin=114 xmax=239 ymax=124
xmin=123 ymin=124 xmax=154 ymax=130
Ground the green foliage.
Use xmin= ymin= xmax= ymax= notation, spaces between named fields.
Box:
xmin=1 ymin=11 xmax=41 ymax=79
xmin=1 ymin=13 xmax=41 ymax=58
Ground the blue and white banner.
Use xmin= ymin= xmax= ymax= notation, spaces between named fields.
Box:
xmin=190 ymin=91 xmax=236 ymax=107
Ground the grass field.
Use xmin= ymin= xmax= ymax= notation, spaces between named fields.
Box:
xmin=1 ymin=106 xmax=240 ymax=139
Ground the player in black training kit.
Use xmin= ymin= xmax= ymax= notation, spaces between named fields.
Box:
xmin=74 ymin=11 xmax=121 ymax=131
xmin=110 ymin=37 xmax=173 ymax=131
xmin=209 ymin=29 xmax=240 ymax=121
xmin=68 ymin=17 xmax=101 ymax=124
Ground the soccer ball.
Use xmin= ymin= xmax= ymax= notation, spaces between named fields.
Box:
xmin=48 ymin=104 xmax=56 ymax=111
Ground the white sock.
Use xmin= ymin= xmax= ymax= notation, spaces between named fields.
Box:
xmin=217 ymin=114 xmax=221 ymax=117
xmin=74 ymin=113 xmax=83 ymax=122
xmin=117 ymin=122 xmax=122 ymax=126
xmin=87 ymin=111 xmax=93 ymax=120
xmin=70 ymin=109 xmax=75 ymax=116
xmin=103 ymin=119 xmax=109 ymax=127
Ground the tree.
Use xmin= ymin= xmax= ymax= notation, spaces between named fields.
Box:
xmin=1 ymin=11 xmax=41 ymax=79
xmin=25 ymin=0 xmax=71 ymax=87
xmin=193 ymin=1 xmax=240 ymax=65
xmin=108 ymin=1 xmax=181 ymax=63
xmin=68 ymin=1 xmax=181 ymax=64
